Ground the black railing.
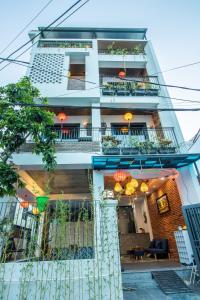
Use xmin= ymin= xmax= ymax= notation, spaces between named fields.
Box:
xmin=101 ymin=76 xmax=159 ymax=96
xmin=51 ymin=126 xmax=179 ymax=154
xmin=0 ymin=200 xmax=94 ymax=262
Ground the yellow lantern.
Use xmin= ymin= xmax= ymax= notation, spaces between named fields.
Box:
xmin=130 ymin=178 xmax=139 ymax=188
xmin=124 ymin=112 xmax=133 ymax=122
xmin=126 ymin=183 xmax=135 ymax=194
xmin=140 ymin=182 xmax=149 ymax=193
xmin=114 ymin=182 xmax=123 ymax=193
xmin=125 ymin=189 xmax=132 ymax=196
xmin=32 ymin=207 xmax=40 ymax=215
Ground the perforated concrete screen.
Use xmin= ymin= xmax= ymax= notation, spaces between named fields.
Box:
xmin=30 ymin=53 xmax=64 ymax=84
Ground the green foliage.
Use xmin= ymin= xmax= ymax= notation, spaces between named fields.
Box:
xmin=0 ymin=77 xmax=56 ymax=197
xmin=102 ymin=135 xmax=121 ymax=148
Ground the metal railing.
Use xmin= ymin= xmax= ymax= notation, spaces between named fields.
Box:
xmin=51 ymin=126 xmax=179 ymax=153
xmin=38 ymin=40 xmax=92 ymax=49
xmin=67 ymin=76 xmax=85 ymax=90
xmin=0 ymin=200 xmax=94 ymax=262
xmin=101 ymin=76 xmax=159 ymax=96
xmin=98 ymin=49 xmax=145 ymax=55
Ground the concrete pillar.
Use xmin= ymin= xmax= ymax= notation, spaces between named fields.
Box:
xmin=176 ymin=165 xmax=200 ymax=205
xmin=92 ymin=103 xmax=101 ymax=142
xmin=100 ymin=199 xmax=123 ymax=300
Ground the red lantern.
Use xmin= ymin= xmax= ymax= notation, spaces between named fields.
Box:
xmin=118 ymin=70 xmax=126 ymax=79
xmin=57 ymin=112 xmax=67 ymax=122
xmin=62 ymin=128 xmax=69 ymax=134
xmin=113 ymin=171 xmax=128 ymax=182
xmin=20 ymin=201 xmax=29 ymax=209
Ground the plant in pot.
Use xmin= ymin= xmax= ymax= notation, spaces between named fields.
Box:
xmin=135 ymin=82 xmax=146 ymax=96
xmin=107 ymin=42 xmax=115 ymax=54
xmin=158 ymin=137 xmax=176 ymax=154
xmin=138 ymin=140 xmax=157 ymax=154
xmin=102 ymin=83 xmax=115 ymax=96
xmin=121 ymin=137 xmax=140 ymax=155
xmin=145 ymin=82 xmax=159 ymax=96
xmin=115 ymin=82 xmax=130 ymax=96
xmin=115 ymin=48 xmax=129 ymax=55
xmin=102 ymin=135 xmax=121 ymax=155
xmin=132 ymin=44 xmax=144 ymax=55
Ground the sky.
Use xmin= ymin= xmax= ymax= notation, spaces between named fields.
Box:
xmin=0 ymin=0 xmax=200 ymax=140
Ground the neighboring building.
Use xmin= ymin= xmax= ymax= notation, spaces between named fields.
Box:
xmin=0 ymin=27 xmax=200 ymax=299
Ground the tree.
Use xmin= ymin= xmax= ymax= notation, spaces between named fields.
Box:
xmin=0 ymin=77 xmax=56 ymax=197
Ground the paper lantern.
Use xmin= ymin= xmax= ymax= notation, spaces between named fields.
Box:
xmin=126 ymin=183 xmax=135 ymax=194
xmin=114 ymin=182 xmax=123 ymax=193
xmin=32 ymin=207 xmax=39 ymax=215
xmin=140 ymin=182 xmax=149 ymax=193
xmin=20 ymin=201 xmax=29 ymax=209
xmin=124 ymin=112 xmax=133 ymax=122
xmin=118 ymin=70 xmax=126 ymax=79
xmin=36 ymin=196 xmax=49 ymax=212
xmin=130 ymin=178 xmax=139 ymax=188
xmin=113 ymin=171 xmax=127 ymax=182
xmin=57 ymin=112 xmax=67 ymax=122
xmin=125 ymin=189 xmax=132 ymax=196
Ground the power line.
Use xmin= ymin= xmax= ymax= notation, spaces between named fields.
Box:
xmin=150 ymin=60 xmax=200 ymax=76
xmin=0 ymin=0 xmax=55 ymax=56
xmin=0 ymin=0 xmax=89 ymax=72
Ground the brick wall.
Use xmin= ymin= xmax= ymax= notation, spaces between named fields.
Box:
xmin=147 ymin=179 xmax=185 ymax=260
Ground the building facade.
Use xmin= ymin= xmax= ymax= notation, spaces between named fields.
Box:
xmin=0 ymin=27 xmax=200 ymax=299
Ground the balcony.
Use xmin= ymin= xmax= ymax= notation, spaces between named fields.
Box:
xmin=38 ymin=40 xmax=92 ymax=49
xmin=101 ymin=76 xmax=159 ymax=97
xmin=21 ymin=127 xmax=179 ymax=155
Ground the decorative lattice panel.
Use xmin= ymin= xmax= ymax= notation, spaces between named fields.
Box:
xmin=30 ymin=53 xmax=64 ymax=84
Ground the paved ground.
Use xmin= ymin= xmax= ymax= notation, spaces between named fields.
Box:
xmin=122 ymin=259 xmax=185 ymax=271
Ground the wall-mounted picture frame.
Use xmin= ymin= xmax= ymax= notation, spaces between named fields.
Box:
xmin=156 ymin=194 xmax=170 ymax=214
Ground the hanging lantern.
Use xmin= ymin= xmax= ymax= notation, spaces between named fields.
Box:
xmin=125 ymin=189 xmax=132 ymax=196
xmin=114 ymin=182 xmax=123 ymax=193
xmin=113 ymin=171 xmax=128 ymax=182
xmin=140 ymin=182 xmax=149 ymax=193
xmin=20 ymin=201 xmax=29 ymax=209
xmin=57 ymin=112 xmax=67 ymax=122
xmin=32 ymin=207 xmax=40 ymax=215
xmin=36 ymin=196 xmax=49 ymax=212
xmin=130 ymin=178 xmax=139 ymax=188
xmin=124 ymin=112 xmax=133 ymax=122
xmin=126 ymin=182 xmax=135 ymax=194
xmin=118 ymin=70 xmax=126 ymax=79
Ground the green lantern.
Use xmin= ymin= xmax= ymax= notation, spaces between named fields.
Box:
xmin=36 ymin=196 xmax=49 ymax=212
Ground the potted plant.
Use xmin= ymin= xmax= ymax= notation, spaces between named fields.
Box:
xmin=115 ymin=82 xmax=130 ymax=96
xmin=132 ymin=45 xmax=144 ymax=55
xmin=121 ymin=137 xmax=140 ymax=155
xmin=138 ymin=140 xmax=158 ymax=154
xmin=145 ymin=82 xmax=159 ymax=96
xmin=102 ymin=135 xmax=121 ymax=155
xmin=135 ymin=82 xmax=146 ymax=96
xmin=158 ymin=137 xmax=176 ymax=154
xmin=107 ymin=42 xmax=116 ymax=54
xmin=130 ymin=82 xmax=136 ymax=96
xmin=102 ymin=83 xmax=115 ymax=96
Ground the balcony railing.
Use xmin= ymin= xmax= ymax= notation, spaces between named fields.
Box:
xmin=98 ymin=49 xmax=145 ymax=55
xmin=51 ymin=127 xmax=179 ymax=153
xmin=38 ymin=40 xmax=92 ymax=49
xmin=101 ymin=76 xmax=159 ymax=96
xmin=0 ymin=200 xmax=94 ymax=263
xmin=67 ymin=76 xmax=85 ymax=90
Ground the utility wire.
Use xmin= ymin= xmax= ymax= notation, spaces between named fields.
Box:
xmin=0 ymin=0 xmax=89 ymax=71
xmin=0 ymin=0 xmax=55 ymax=56
xmin=150 ymin=60 xmax=200 ymax=76
xmin=1 ymin=56 xmax=200 ymax=107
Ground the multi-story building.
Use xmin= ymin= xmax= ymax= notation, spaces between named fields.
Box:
xmin=1 ymin=27 xmax=200 ymax=299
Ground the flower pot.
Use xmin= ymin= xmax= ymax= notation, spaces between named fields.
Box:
xmin=102 ymin=147 xmax=120 ymax=155
xmin=102 ymin=89 xmax=115 ymax=96
xmin=146 ymin=89 xmax=159 ymax=96
xmin=140 ymin=148 xmax=158 ymax=154
xmin=135 ymin=89 xmax=146 ymax=96
xmin=36 ymin=196 xmax=49 ymax=212
xmin=116 ymin=89 xmax=130 ymax=96
xmin=158 ymin=147 xmax=176 ymax=154
xmin=121 ymin=147 xmax=139 ymax=155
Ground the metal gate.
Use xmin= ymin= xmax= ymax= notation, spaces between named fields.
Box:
xmin=182 ymin=204 xmax=200 ymax=270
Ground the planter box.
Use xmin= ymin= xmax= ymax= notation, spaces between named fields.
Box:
xmin=102 ymin=89 xmax=115 ymax=96
xmin=102 ymin=147 xmax=120 ymax=155
xmin=140 ymin=148 xmax=158 ymax=154
xmin=146 ymin=89 xmax=159 ymax=96
xmin=121 ymin=147 xmax=139 ymax=155
xmin=135 ymin=89 xmax=146 ymax=96
xmin=116 ymin=89 xmax=131 ymax=96
xmin=158 ymin=147 xmax=176 ymax=154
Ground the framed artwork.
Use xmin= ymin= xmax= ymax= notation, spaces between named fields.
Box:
xmin=156 ymin=194 xmax=170 ymax=214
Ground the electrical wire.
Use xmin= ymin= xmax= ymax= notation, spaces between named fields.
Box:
xmin=0 ymin=0 xmax=89 ymax=72
xmin=0 ymin=0 xmax=55 ymax=56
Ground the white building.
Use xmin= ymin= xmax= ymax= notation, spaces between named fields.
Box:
xmin=0 ymin=27 xmax=200 ymax=299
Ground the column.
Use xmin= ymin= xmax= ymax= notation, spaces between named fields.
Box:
xmin=92 ymin=103 xmax=101 ymax=142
